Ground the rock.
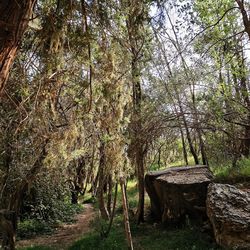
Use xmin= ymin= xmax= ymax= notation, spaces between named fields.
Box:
xmin=145 ymin=165 xmax=213 ymax=223
xmin=207 ymin=183 xmax=250 ymax=250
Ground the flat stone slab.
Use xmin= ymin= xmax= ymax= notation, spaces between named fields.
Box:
xmin=157 ymin=165 xmax=213 ymax=184
xmin=145 ymin=165 xmax=213 ymax=223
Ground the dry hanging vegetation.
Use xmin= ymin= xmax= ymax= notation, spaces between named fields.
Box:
xmin=1 ymin=0 xmax=250 ymax=250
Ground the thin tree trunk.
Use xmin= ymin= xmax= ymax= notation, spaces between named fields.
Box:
xmin=0 ymin=0 xmax=36 ymax=93
xmin=120 ymin=179 xmax=134 ymax=250
xmin=178 ymin=101 xmax=199 ymax=165
xmin=136 ymin=145 xmax=145 ymax=223
xmin=198 ymin=131 xmax=208 ymax=165
xmin=97 ymin=142 xmax=109 ymax=220
xmin=90 ymin=169 xmax=99 ymax=197
xmin=107 ymin=174 xmax=113 ymax=215
xmin=180 ymin=127 xmax=189 ymax=165
xmin=166 ymin=11 xmax=203 ymax=165
xmin=104 ymin=182 xmax=118 ymax=237
xmin=236 ymin=0 xmax=250 ymax=40
xmin=157 ymin=146 xmax=161 ymax=169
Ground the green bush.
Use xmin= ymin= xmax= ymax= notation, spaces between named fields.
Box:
xmin=211 ymin=157 xmax=250 ymax=180
xmin=18 ymin=203 xmax=83 ymax=239
xmin=18 ymin=219 xmax=53 ymax=239
xmin=236 ymin=158 xmax=250 ymax=176
xmin=19 ymin=246 xmax=53 ymax=250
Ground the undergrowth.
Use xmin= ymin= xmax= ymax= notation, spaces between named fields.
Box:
xmin=19 ymin=247 xmax=53 ymax=250
xmin=211 ymin=158 xmax=250 ymax=182
xmin=69 ymin=180 xmax=221 ymax=250
xmin=18 ymin=203 xmax=83 ymax=239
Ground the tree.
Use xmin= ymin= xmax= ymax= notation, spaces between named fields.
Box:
xmin=0 ymin=0 xmax=36 ymax=93
xmin=126 ymin=0 xmax=150 ymax=224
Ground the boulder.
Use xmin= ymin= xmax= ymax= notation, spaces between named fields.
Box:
xmin=145 ymin=165 xmax=213 ymax=223
xmin=207 ymin=183 xmax=250 ymax=250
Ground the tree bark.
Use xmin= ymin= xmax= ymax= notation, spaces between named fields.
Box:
xmin=1 ymin=140 xmax=48 ymax=250
xmin=104 ymin=182 xmax=118 ymax=237
xmin=180 ymin=127 xmax=189 ymax=165
xmin=107 ymin=174 xmax=113 ymax=215
xmin=120 ymin=179 xmax=134 ymax=250
xmin=131 ymin=40 xmax=145 ymax=224
xmin=135 ymin=144 xmax=145 ymax=223
xmin=236 ymin=0 xmax=250 ymax=40
xmin=126 ymin=0 xmax=146 ymax=224
xmin=97 ymin=141 xmax=109 ymax=220
xmin=0 ymin=0 xmax=36 ymax=93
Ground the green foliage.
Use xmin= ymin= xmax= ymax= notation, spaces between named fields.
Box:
xmin=149 ymin=163 xmax=161 ymax=171
xmin=18 ymin=203 xmax=83 ymax=239
xmin=18 ymin=219 xmax=53 ymax=239
xmin=19 ymin=247 xmax=53 ymax=250
xmin=91 ymin=216 xmax=108 ymax=236
xmin=211 ymin=157 xmax=250 ymax=180
xmin=170 ymin=156 xmax=196 ymax=167
xmin=236 ymin=158 xmax=250 ymax=176
xmin=115 ymin=180 xmax=140 ymax=212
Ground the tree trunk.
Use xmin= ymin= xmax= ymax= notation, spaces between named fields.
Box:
xmin=71 ymin=190 xmax=79 ymax=204
xmin=131 ymin=49 xmax=145 ymax=224
xmin=180 ymin=127 xmax=189 ymax=165
xmin=126 ymin=0 xmax=146 ymax=224
xmin=0 ymin=140 xmax=48 ymax=250
xmin=107 ymin=174 xmax=113 ymax=215
xmin=198 ymin=130 xmax=208 ymax=166
xmin=104 ymin=182 xmax=118 ymax=237
xmin=0 ymin=210 xmax=16 ymax=250
xmin=136 ymin=145 xmax=145 ymax=223
xmin=97 ymin=142 xmax=109 ymax=220
xmin=240 ymin=72 xmax=250 ymax=157
xmin=120 ymin=179 xmax=134 ymax=250
xmin=181 ymin=106 xmax=199 ymax=165
xmin=90 ymin=169 xmax=99 ymax=197
xmin=0 ymin=0 xmax=36 ymax=93
xmin=236 ymin=0 xmax=250 ymax=40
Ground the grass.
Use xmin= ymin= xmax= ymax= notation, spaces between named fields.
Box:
xmin=168 ymin=156 xmax=250 ymax=182
xmin=18 ymin=219 xmax=53 ymax=239
xmin=69 ymin=221 xmax=127 ymax=250
xmin=18 ymin=246 xmax=53 ymax=250
xmin=132 ymin=224 xmax=221 ymax=250
xmin=69 ymin=179 xmax=222 ymax=250
xmin=210 ymin=158 xmax=250 ymax=183
xmin=69 ymin=214 xmax=221 ymax=250
xmin=19 ymin=160 xmax=249 ymax=250
xmin=169 ymin=156 xmax=196 ymax=168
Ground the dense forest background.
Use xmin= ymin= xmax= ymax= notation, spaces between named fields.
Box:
xmin=0 ymin=0 xmax=250 ymax=249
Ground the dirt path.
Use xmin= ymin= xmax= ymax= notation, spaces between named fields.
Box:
xmin=17 ymin=204 xmax=95 ymax=250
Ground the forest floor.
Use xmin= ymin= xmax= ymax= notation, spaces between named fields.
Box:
xmin=17 ymin=204 xmax=95 ymax=250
